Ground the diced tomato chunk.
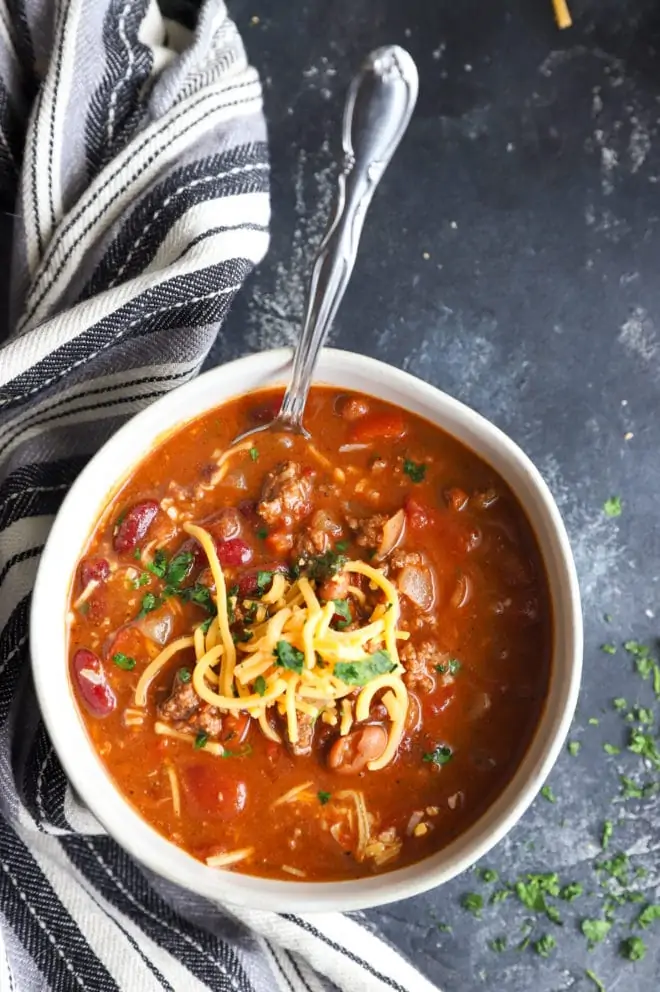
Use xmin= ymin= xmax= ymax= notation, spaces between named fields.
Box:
xmin=80 ymin=557 xmax=110 ymax=586
xmin=404 ymin=495 xmax=435 ymax=530
xmin=181 ymin=764 xmax=247 ymax=819
xmin=113 ymin=500 xmax=159 ymax=554
xmin=73 ymin=648 xmax=116 ymax=717
xmin=349 ymin=411 xmax=408 ymax=442
xmin=214 ymin=537 xmax=253 ymax=567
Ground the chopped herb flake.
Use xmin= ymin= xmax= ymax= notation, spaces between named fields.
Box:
xmin=302 ymin=549 xmax=347 ymax=582
xmin=585 ymin=969 xmax=606 ymax=992
xmin=636 ymin=903 xmax=660 ymax=928
xmin=460 ymin=892 xmax=483 ymax=917
xmin=335 ymin=540 xmax=349 ymax=552
xmin=601 ymin=820 xmax=614 ymax=849
xmin=540 ymin=785 xmax=556 ymax=803
xmin=480 ymin=868 xmax=498 ymax=883
xmin=559 ymin=882 xmax=583 ymax=902
xmin=273 ymin=640 xmax=304 ymax=674
xmin=422 ymin=744 xmax=453 ymax=767
xmin=178 ymin=668 xmax=192 ymax=683
xmin=588 ymin=717 xmax=600 ymax=726
xmin=488 ymin=936 xmax=507 ymax=952
xmin=490 ymin=889 xmax=510 ymax=905
xmin=568 ymin=741 xmax=581 ymax=756
xmin=166 ymin=551 xmax=194 ymax=587
xmin=613 ymin=697 xmax=628 ymax=710
xmin=132 ymin=572 xmax=150 ymax=589
xmin=256 ymin=527 xmax=268 ymax=540
xmin=603 ymin=496 xmax=622 ymax=518
xmin=628 ymin=729 xmax=660 ymax=769
xmin=147 ymin=549 xmax=168 ymax=578
xmin=112 ymin=653 xmax=136 ymax=671
xmin=621 ymin=936 xmax=646 ymax=961
xmin=403 ymin=459 xmax=427 ymax=483
xmin=581 ymin=918 xmax=612 ymax=947
xmin=317 ymin=791 xmax=331 ymax=805
xmin=601 ymin=643 xmax=616 ymax=655
xmin=533 ymin=934 xmax=556 ymax=957
xmin=194 ymin=731 xmax=209 ymax=750
xmin=334 ymin=650 xmax=395 ymax=686
xmin=254 ymin=675 xmax=267 ymax=697
xmin=133 ymin=548 xmax=142 ymax=560
xmin=249 ymin=446 xmax=259 ymax=461
xmin=137 ymin=592 xmax=160 ymax=618
xmin=603 ymin=743 xmax=621 ymax=755
xmin=332 ymin=599 xmax=352 ymax=630
xmin=256 ymin=570 xmax=273 ymax=595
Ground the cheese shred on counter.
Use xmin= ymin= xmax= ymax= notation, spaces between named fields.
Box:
xmin=140 ymin=525 xmax=410 ymax=772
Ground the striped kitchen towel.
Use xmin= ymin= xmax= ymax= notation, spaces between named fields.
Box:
xmin=0 ymin=2 xmax=438 ymax=990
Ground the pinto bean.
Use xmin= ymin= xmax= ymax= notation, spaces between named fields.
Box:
xmin=327 ymin=724 xmax=388 ymax=775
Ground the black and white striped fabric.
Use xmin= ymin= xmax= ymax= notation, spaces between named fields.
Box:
xmin=0 ymin=3 xmax=439 ymax=990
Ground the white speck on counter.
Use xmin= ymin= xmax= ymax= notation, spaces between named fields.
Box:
xmin=629 ymin=116 xmax=651 ymax=173
xmin=619 ymin=306 xmax=658 ymax=364
xmin=432 ymin=43 xmax=445 ymax=61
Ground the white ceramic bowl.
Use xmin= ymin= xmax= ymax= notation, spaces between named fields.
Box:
xmin=31 ymin=348 xmax=582 ymax=913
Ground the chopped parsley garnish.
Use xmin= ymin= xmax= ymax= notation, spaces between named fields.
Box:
xmin=603 ymin=495 xmax=622 ymax=518
xmin=199 ymin=617 xmax=213 ymax=634
xmin=620 ymin=775 xmax=648 ymax=799
xmin=132 ymin=572 xmax=150 ymax=589
xmin=256 ymin=570 xmax=274 ymax=595
xmin=621 ymin=936 xmax=646 ymax=961
xmin=422 ymin=744 xmax=453 ymax=767
xmin=603 ymin=743 xmax=621 ymax=755
xmin=179 ymin=668 xmax=192 ymax=683
xmin=533 ymin=934 xmax=556 ymax=957
xmin=249 ymin=446 xmax=259 ymax=461
xmin=334 ymin=649 xmax=395 ymax=686
xmin=480 ymin=868 xmax=498 ymax=883
xmin=254 ymin=675 xmax=267 ymax=697
xmin=601 ymin=643 xmax=616 ymax=655
xmin=403 ymin=459 xmax=427 ymax=483
xmin=490 ymin=889 xmax=510 ymax=905
xmin=133 ymin=548 xmax=142 ymax=560
xmin=613 ymin=697 xmax=628 ymax=710
xmin=540 ymin=785 xmax=556 ymax=803
xmin=332 ymin=599 xmax=352 ymax=630
xmin=335 ymin=540 xmax=349 ymax=552
xmin=460 ymin=892 xmax=483 ymax=917
xmin=585 ymin=970 xmax=606 ymax=992
xmin=317 ymin=791 xmax=331 ymax=805
xmin=488 ymin=936 xmax=507 ymax=952
xmin=301 ymin=549 xmax=347 ymax=582
xmin=559 ymin=882 xmax=583 ymax=902
xmin=194 ymin=731 xmax=209 ymax=750
xmin=180 ymin=583 xmax=216 ymax=613
xmin=567 ymin=741 xmax=581 ymax=756
xmin=166 ymin=550 xmax=194 ymax=587
xmin=514 ymin=873 xmax=561 ymax=922
xmin=436 ymin=658 xmax=461 ymax=675
xmin=112 ymin=653 xmax=136 ymax=671
xmin=256 ymin=527 xmax=268 ymax=540
xmin=581 ymin=918 xmax=611 ymax=947
xmin=588 ymin=717 xmax=600 ymax=726
xmin=273 ymin=640 xmax=304 ymax=675
xmin=137 ymin=592 xmax=160 ymax=617
xmin=636 ymin=903 xmax=660 ymax=928
xmin=147 ymin=548 xmax=168 ymax=578
xmin=601 ymin=820 xmax=614 ymax=849
xmin=628 ymin=729 xmax=660 ymax=769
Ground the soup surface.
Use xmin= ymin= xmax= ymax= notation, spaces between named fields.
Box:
xmin=68 ymin=386 xmax=552 ymax=881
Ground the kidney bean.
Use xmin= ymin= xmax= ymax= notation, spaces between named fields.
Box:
xmin=73 ymin=648 xmax=116 ymax=717
xmin=113 ymin=500 xmax=159 ymax=554
xmin=80 ymin=558 xmax=110 ymax=586
xmin=327 ymin=725 xmax=388 ymax=774
xmin=205 ymin=508 xmax=241 ymax=542
xmin=214 ymin=538 xmax=253 ymax=567
xmin=182 ymin=764 xmax=247 ymax=818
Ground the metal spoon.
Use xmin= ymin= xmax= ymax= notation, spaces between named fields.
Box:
xmin=233 ymin=45 xmax=418 ymax=443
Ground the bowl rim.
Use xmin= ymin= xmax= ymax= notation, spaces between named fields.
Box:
xmin=31 ymin=346 xmax=583 ymax=912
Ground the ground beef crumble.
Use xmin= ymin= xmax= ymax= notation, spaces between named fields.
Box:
xmin=257 ymin=461 xmax=313 ymax=528
xmin=157 ymin=669 xmax=223 ymax=737
xmin=345 ymin=512 xmax=387 ymax=549
xmin=399 ymin=640 xmax=444 ymax=693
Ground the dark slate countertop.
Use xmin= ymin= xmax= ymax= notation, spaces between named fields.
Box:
xmin=210 ymin=2 xmax=660 ymax=989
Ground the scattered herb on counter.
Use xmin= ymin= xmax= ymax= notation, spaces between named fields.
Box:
xmin=112 ymin=653 xmax=136 ymax=671
xmin=603 ymin=496 xmax=622 ymax=518
xmin=603 ymin=743 xmax=621 ymax=755
xmin=581 ymin=918 xmax=612 ymax=948
xmin=585 ymin=969 xmax=606 ymax=992
xmin=436 ymin=922 xmax=453 ymax=934
xmin=317 ymin=791 xmax=331 ymax=805
xmin=490 ymin=889 xmax=510 ymax=905
xmin=601 ymin=820 xmax=614 ymax=850
xmin=628 ymin=729 xmax=660 ymax=769
xmin=533 ymin=934 xmax=556 ymax=957
xmin=460 ymin=892 xmax=483 ymax=918
xmin=540 ymin=785 xmax=556 ymax=803
xmin=403 ymin=459 xmax=426 ymax=483
xmin=559 ymin=882 xmax=583 ymax=902
xmin=567 ymin=741 xmax=581 ymax=756
xmin=194 ymin=731 xmax=209 ymax=750
xmin=488 ymin=936 xmax=507 ymax=952
xmin=480 ymin=868 xmax=498 ymax=883
xmin=273 ymin=640 xmax=304 ymax=675
xmin=601 ymin=643 xmax=616 ymax=655
xmin=588 ymin=717 xmax=600 ymax=726
xmin=620 ymin=936 xmax=646 ymax=961
xmin=422 ymin=744 xmax=453 ymax=767
xmin=334 ymin=650 xmax=395 ymax=686
xmin=636 ymin=903 xmax=660 ymax=928
xmin=254 ymin=675 xmax=267 ymax=697
xmin=613 ymin=697 xmax=628 ymax=711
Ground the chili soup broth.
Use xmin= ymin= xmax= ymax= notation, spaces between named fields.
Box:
xmin=68 ymin=387 xmax=552 ymax=881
